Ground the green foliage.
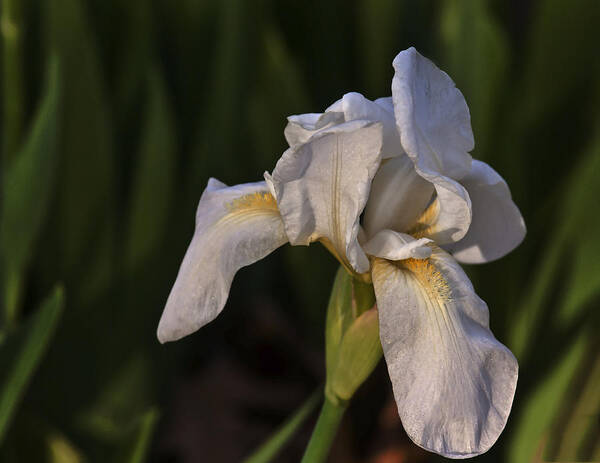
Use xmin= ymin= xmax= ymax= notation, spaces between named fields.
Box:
xmin=1 ymin=57 xmax=61 ymax=324
xmin=243 ymin=392 xmax=320 ymax=463
xmin=124 ymin=67 xmax=176 ymax=273
xmin=0 ymin=286 xmax=64 ymax=444
xmin=1 ymin=0 xmax=599 ymax=460
xmin=114 ymin=408 xmax=159 ymax=463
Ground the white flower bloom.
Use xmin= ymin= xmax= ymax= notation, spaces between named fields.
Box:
xmin=157 ymin=47 xmax=526 ymax=458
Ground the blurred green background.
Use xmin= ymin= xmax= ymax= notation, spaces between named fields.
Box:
xmin=1 ymin=0 xmax=599 ymax=461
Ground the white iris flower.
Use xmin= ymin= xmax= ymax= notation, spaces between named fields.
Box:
xmin=157 ymin=47 xmax=526 ymax=458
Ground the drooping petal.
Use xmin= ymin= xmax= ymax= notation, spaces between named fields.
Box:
xmin=270 ymin=120 xmax=383 ymax=274
xmin=284 ymin=111 xmax=345 ymax=146
xmin=363 ymin=230 xmax=432 ymax=260
xmin=339 ymin=92 xmax=403 ymax=159
xmin=157 ymin=179 xmax=288 ymax=343
xmin=363 ymin=154 xmax=434 ymax=238
xmin=371 ymin=248 xmax=518 ymax=458
xmin=392 ymin=47 xmax=473 ymax=180
xmin=446 ymin=161 xmax=526 ymax=263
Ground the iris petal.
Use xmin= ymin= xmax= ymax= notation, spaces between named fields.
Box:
xmin=392 ymin=47 xmax=474 ymax=244
xmin=270 ymin=120 xmax=383 ymax=273
xmin=371 ymin=247 xmax=518 ymax=458
xmin=157 ymin=179 xmax=288 ymax=343
xmin=446 ymin=161 xmax=526 ymax=263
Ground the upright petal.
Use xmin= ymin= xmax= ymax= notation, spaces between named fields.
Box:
xmin=371 ymin=248 xmax=518 ymax=458
xmin=363 ymin=154 xmax=434 ymax=238
xmin=392 ymin=47 xmax=473 ymax=180
xmin=374 ymin=96 xmax=394 ymax=114
xmin=284 ymin=111 xmax=345 ymax=146
xmin=392 ymin=47 xmax=474 ymax=244
xmin=157 ymin=179 xmax=288 ymax=343
xmin=270 ymin=120 xmax=383 ymax=274
xmin=339 ymin=92 xmax=403 ymax=159
xmin=408 ymin=176 xmax=472 ymax=245
xmin=446 ymin=161 xmax=526 ymax=263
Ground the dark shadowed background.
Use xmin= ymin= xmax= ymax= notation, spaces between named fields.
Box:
xmin=0 ymin=0 xmax=599 ymax=462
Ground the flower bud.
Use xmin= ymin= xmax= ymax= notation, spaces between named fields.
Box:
xmin=325 ymin=267 xmax=382 ymax=404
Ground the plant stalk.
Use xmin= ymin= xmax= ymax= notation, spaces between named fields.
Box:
xmin=301 ymin=395 xmax=347 ymax=463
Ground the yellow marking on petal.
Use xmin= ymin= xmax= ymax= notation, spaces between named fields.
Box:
xmin=329 ymin=134 xmax=345 ymax=262
xmin=408 ymin=198 xmax=439 ymax=239
xmin=399 ymin=256 xmax=451 ymax=302
xmin=225 ymin=191 xmax=278 ymax=213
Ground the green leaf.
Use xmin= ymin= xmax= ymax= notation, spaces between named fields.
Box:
xmin=0 ymin=286 xmax=65 ymax=444
xmin=1 ymin=56 xmax=62 ymax=324
xmin=247 ymin=22 xmax=311 ymax=169
xmin=125 ymin=66 xmax=176 ymax=273
xmin=356 ymin=0 xmax=403 ymax=96
xmin=46 ymin=431 xmax=84 ymax=463
xmin=112 ymin=0 xmax=153 ymax=123
xmin=243 ymin=391 xmax=320 ymax=463
xmin=554 ymin=354 xmax=600 ymax=461
xmin=439 ymin=0 xmax=509 ymax=157
xmin=1 ymin=0 xmax=25 ymax=163
xmin=188 ymin=0 xmax=247 ymax=187
xmin=44 ymin=0 xmax=115 ymax=297
xmin=508 ymin=332 xmax=589 ymax=462
xmin=555 ymin=135 xmax=600 ymax=324
xmin=510 ymin=133 xmax=600 ymax=357
xmin=518 ymin=0 xmax=600 ymax=127
xmin=114 ymin=408 xmax=159 ymax=463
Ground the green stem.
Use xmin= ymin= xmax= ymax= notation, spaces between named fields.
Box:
xmin=2 ymin=0 xmax=23 ymax=162
xmin=244 ymin=391 xmax=320 ymax=463
xmin=301 ymin=395 xmax=347 ymax=463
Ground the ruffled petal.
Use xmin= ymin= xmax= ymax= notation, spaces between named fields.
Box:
xmin=392 ymin=47 xmax=473 ymax=180
xmin=363 ymin=230 xmax=432 ymax=260
xmin=284 ymin=111 xmax=345 ymax=146
xmin=371 ymin=248 xmax=518 ymax=458
xmin=374 ymin=96 xmax=394 ymax=114
xmin=157 ymin=180 xmax=288 ymax=343
xmin=391 ymin=47 xmax=474 ymax=244
xmin=363 ymin=154 xmax=434 ymax=238
xmin=340 ymin=92 xmax=403 ymax=159
xmin=408 ymin=176 xmax=472 ymax=245
xmin=446 ymin=161 xmax=526 ymax=263
xmin=270 ymin=120 xmax=383 ymax=274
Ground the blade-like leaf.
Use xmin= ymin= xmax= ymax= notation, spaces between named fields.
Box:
xmin=0 ymin=286 xmax=65 ymax=443
xmin=554 ymin=353 xmax=600 ymax=460
xmin=508 ymin=332 xmax=589 ymax=463
xmin=439 ymin=0 xmax=509 ymax=157
xmin=357 ymin=0 xmax=403 ymax=96
xmin=511 ymin=133 xmax=600 ymax=358
xmin=518 ymin=0 xmax=600 ymax=126
xmin=1 ymin=56 xmax=62 ymax=323
xmin=243 ymin=391 xmax=320 ymax=463
xmin=114 ymin=408 xmax=159 ymax=463
xmin=125 ymin=66 xmax=176 ymax=273
xmin=44 ymin=0 xmax=115 ymax=301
